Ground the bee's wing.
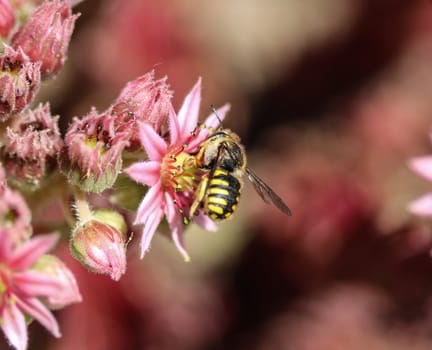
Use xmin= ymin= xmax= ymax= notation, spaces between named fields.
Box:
xmin=245 ymin=168 xmax=292 ymax=216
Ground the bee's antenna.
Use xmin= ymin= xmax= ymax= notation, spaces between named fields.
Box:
xmin=210 ymin=104 xmax=223 ymax=129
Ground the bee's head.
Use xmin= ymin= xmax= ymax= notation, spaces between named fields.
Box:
xmin=210 ymin=129 xmax=240 ymax=143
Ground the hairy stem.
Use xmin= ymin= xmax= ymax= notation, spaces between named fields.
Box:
xmin=73 ymin=187 xmax=93 ymax=223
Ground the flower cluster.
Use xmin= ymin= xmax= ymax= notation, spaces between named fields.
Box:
xmin=2 ymin=0 xmax=432 ymax=349
xmin=0 ymin=0 xmax=77 ymax=122
xmin=63 ymin=71 xmax=173 ymax=193
xmin=0 ymin=1 xmax=236 ymax=349
xmin=0 ymin=1 xmax=83 ymax=349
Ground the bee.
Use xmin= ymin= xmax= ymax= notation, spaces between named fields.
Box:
xmin=189 ymin=109 xmax=291 ymax=221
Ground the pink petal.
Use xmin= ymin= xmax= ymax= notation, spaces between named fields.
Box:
xmin=124 ymin=161 xmax=161 ymax=186
xmin=164 ymin=193 xmax=190 ymax=261
xmin=140 ymin=207 xmax=164 ymax=258
xmin=409 ymin=156 xmax=432 ymax=182
xmin=0 ymin=229 xmax=13 ymax=261
xmin=15 ymin=297 xmax=60 ymax=338
xmin=1 ymin=302 xmax=28 ymax=350
xmin=194 ymin=211 xmax=218 ymax=232
xmin=177 ymin=78 xmax=201 ymax=138
xmin=408 ymin=194 xmax=432 ymax=216
xmin=138 ymin=122 xmax=167 ymax=161
xmin=168 ymin=105 xmax=181 ymax=146
xmin=46 ymin=279 xmax=82 ymax=309
xmin=186 ymin=103 xmax=230 ymax=152
xmin=9 ymin=234 xmax=58 ymax=270
xmin=13 ymin=271 xmax=63 ymax=297
xmin=135 ymin=181 xmax=163 ymax=224
xmin=38 ymin=256 xmax=82 ymax=309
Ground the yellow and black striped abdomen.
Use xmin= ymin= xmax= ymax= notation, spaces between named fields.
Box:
xmin=205 ymin=169 xmax=241 ymax=221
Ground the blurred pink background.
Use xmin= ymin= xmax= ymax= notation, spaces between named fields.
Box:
xmin=17 ymin=0 xmax=432 ymax=349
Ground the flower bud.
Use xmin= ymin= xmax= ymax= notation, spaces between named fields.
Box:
xmin=0 ymin=0 xmax=15 ymax=39
xmin=0 ymin=46 xmax=41 ymax=120
xmin=2 ymin=103 xmax=63 ymax=189
xmin=32 ymin=254 xmax=82 ymax=309
xmin=70 ymin=209 xmax=127 ymax=281
xmin=63 ymin=108 xmax=129 ymax=193
xmin=11 ymin=0 xmax=80 ymax=78
xmin=111 ymin=71 xmax=172 ymax=150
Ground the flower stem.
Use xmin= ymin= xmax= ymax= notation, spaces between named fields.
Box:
xmin=60 ymin=192 xmax=75 ymax=228
xmin=73 ymin=187 xmax=93 ymax=223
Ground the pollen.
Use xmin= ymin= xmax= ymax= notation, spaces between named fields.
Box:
xmin=83 ymin=137 xmax=98 ymax=149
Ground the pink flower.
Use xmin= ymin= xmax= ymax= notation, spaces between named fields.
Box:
xmin=408 ymin=155 xmax=432 ymax=216
xmin=111 ymin=71 xmax=172 ymax=151
xmin=3 ymin=103 xmax=63 ymax=189
xmin=0 ymin=231 xmax=63 ymax=350
xmin=11 ymin=0 xmax=80 ymax=78
xmin=0 ymin=46 xmax=41 ymax=121
xmin=125 ymin=78 xmax=230 ymax=260
xmin=64 ymin=108 xmax=130 ymax=193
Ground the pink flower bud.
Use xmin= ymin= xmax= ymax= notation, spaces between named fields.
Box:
xmin=2 ymin=103 xmax=63 ymax=189
xmin=63 ymin=108 xmax=129 ymax=193
xmin=112 ymin=71 xmax=172 ymax=150
xmin=0 ymin=46 xmax=41 ymax=120
xmin=32 ymin=254 xmax=82 ymax=309
xmin=70 ymin=209 xmax=127 ymax=281
xmin=0 ymin=0 xmax=15 ymax=38
xmin=11 ymin=0 xmax=80 ymax=78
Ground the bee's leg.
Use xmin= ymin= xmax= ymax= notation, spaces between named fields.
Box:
xmin=189 ymin=176 xmax=208 ymax=220
xmin=190 ymin=142 xmax=226 ymax=221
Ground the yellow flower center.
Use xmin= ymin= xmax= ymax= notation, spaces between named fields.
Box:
xmin=84 ymin=137 xmax=106 ymax=156
xmin=161 ymin=146 xmax=201 ymax=195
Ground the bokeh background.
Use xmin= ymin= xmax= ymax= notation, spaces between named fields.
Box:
xmin=16 ymin=0 xmax=432 ymax=349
